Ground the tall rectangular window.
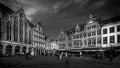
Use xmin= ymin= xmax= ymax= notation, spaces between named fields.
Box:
xmin=25 ymin=22 xmax=28 ymax=43
xmin=14 ymin=16 xmax=18 ymax=42
xmin=117 ymin=35 xmax=120 ymax=43
xmin=83 ymin=32 xmax=86 ymax=37
xmin=19 ymin=15 xmax=23 ymax=42
xmin=97 ymin=37 xmax=101 ymax=44
xmin=110 ymin=27 xmax=114 ymax=33
xmin=84 ymin=40 xmax=87 ymax=45
xmin=92 ymin=31 xmax=96 ymax=36
xmin=103 ymin=37 xmax=107 ymax=44
xmin=79 ymin=34 xmax=82 ymax=38
xmin=110 ymin=36 xmax=115 ymax=43
xmin=88 ymin=39 xmax=91 ymax=45
xmin=117 ymin=25 xmax=120 ymax=32
xmin=88 ymin=32 xmax=91 ymax=37
xmin=92 ymin=38 xmax=96 ymax=44
xmin=97 ymin=29 xmax=101 ymax=35
xmin=103 ymin=28 xmax=107 ymax=34
xmin=7 ymin=22 xmax=11 ymax=41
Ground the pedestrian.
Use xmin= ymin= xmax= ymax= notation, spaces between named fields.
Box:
xmin=59 ymin=52 xmax=63 ymax=59
xmin=31 ymin=51 xmax=34 ymax=56
xmin=65 ymin=52 xmax=68 ymax=57
xmin=109 ymin=54 xmax=113 ymax=62
xmin=25 ymin=52 xmax=29 ymax=60
xmin=80 ymin=52 xmax=82 ymax=58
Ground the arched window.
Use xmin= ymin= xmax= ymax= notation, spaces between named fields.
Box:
xmin=25 ymin=22 xmax=28 ymax=43
xmin=14 ymin=16 xmax=18 ymax=42
xmin=20 ymin=13 xmax=23 ymax=42
xmin=7 ymin=22 xmax=11 ymax=40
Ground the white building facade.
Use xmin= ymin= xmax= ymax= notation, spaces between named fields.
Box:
xmin=72 ymin=14 xmax=101 ymax=49
xmin=31 ymin=22 xmax=46 ymax=55
xmin=101 ymin=22 xmax=120 ymax=47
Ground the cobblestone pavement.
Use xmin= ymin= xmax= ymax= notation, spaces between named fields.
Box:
xmin=0 ymin=56 xmax=120 ymax=68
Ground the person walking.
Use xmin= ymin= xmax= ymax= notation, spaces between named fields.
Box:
xmin=59 ymin=52 xmax=63 ymax=59
xmin=25 ymin=52 xmax=29 ymax=60
xmin=80 ymin=52 xmax=82 ymax=58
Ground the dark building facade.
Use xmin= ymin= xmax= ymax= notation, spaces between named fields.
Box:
xmin=0 ymin=3 xmax=33 ymax=56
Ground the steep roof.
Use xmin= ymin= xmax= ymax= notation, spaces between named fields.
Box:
xmin=0 ymin=2 xmax=14 ymax=14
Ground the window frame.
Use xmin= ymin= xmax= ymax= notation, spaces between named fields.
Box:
xmin=109 ymin=27 xmax=115 ymax=33
xmin=103 ymin=28 xmax=107 ymax=34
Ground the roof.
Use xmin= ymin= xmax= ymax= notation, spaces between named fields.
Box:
xmin=0 ymin=2 xmax=14 ymax=14
xmin=37 ymin=22 xmax=42 ymax=26
xmin=27 ymin=19 xmax=35 ymax=28
xmin=98 ymin=16 xmax=120 ymax=27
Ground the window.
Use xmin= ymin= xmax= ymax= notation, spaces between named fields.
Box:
xmin=84 ymin=40 xmax=87 ymax=45
xmin=110 ymin=36 xmax=115 ymax=43
xmin=7 ymin=22 xmax=11 ymax=40
xmin=97 ymin=29 xmax=101 ymax=35
xmin=110 ymin=27 xmax=114 ymax=33
xmin=103 ymin=37 xmax=107 ymax=44
xmin=83 ymin=32 xmax=86 ymax=37
xmin=117 ymin=35 xmax=120 ymax=43
xmin=79 ymin=40 xmax=82 ymax=46
xmin=87 ymin=26 xmax=91 ymax=30
xmin=25 ymin=22 xmax=28 ymax=43
xmin=97 ymin=37 xmax=101 ymax=44
xmin=117 ymin=25 xmax=120 ymax=32
xmin=88 ymin=39 xmax=91 ymax=45
xmin=79 ymin=34 xmax=82 ymax=38
xmin=68 ymin=37 xmax=71 ymax=40
xmin=103 ymin=28 xmax=107 ymax=34
xmin=88 ymin=32 xmax=91 ymax=37
xmin=92 ymin=31 xmax=96 ymax=36
xmin=92 ymin=25 xmax=96 ymax=29
xmin=38 ymin=27 xmax=41 ymax=31
xmin=92 ymin=38 xmax=96 ymax=44
xmin=73 ymin=40 xmax=79 ymax=47
xmin=14 ymin=16 xmax=18 ymax=42
xmin=19 ymin=15 xmax=23 ymax=42
xmin=73 ymin=35 xmax=79 ymax=39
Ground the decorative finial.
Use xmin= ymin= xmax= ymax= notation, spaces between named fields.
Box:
xmin=75 ymin=24 xmax=80 ymax=32
xmin=76 ymin=24 xmax=79 ymax=28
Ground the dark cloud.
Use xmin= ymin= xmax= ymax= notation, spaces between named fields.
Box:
xmin=0 ymin=0 xmax=120 ymax=38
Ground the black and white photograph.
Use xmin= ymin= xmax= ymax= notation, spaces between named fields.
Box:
xmin=0 ymin=0 xmax=120 ymax=68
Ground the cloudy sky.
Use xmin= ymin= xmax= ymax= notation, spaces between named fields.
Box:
xmin=0 ymin=0 xmax=120 ymax=39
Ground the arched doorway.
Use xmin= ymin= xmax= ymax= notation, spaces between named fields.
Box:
xmin=6 ymin=45 xmax=12 ymax=56
xmin=15 ymin=46 xmax=20 ymax=55
xmin=0 ymin=44 xmax=3 ymax=56
xmin=22 ymin=47 xmax=26 ymax=54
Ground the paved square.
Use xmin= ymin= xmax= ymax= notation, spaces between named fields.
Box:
xmin=0 ymin=56 xmax=120 ymax=68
